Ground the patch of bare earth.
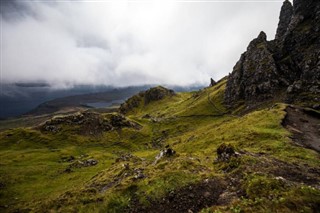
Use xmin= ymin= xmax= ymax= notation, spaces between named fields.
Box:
xmin=283 ymin=105 xmax=320 ymax=152
xmin=129 ymin=178 xmax=228 ymax=213
xmin=245 ymin=152 xmax=320 ymax=187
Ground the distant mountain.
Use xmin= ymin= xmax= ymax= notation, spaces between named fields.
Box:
xmin=26 ymin=85 xmax=204 ymax=116
xmin=0 ymin=83 xmax=203 ymax=119
xmin=14 ymin=82 xmax=50 ymax=88
xmin=0 ymin=84 xmax=115 ymax=119
xmin=25 ymin=86 xmax=150 ymax=116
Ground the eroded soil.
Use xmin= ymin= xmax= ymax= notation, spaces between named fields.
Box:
xmin=283 ymin=105 xmax=320 ymax=152
xmin=129 ymin=178 xmax=228 ymax=213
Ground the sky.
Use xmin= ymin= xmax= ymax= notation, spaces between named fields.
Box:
xmin=0 ymin=0 xmax=286 ymax=88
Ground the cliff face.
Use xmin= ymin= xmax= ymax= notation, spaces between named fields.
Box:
xmin=225 ymin=0 xmax=320 ymax=107
xmin=224 ymin=32 xmax=282 ymax=104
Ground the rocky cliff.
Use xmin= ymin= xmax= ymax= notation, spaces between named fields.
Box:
xmin=225 ymin=0 xmax=320 ymax=107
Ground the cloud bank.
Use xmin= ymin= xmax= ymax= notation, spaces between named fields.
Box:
xmin=1 ymin=0 xmax=283 ymax=88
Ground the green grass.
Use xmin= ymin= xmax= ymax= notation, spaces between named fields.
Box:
xmin=1 ymin=81 xmax=319 ymax=212
xmin=227 ymin=174 xmax=320 ymax=213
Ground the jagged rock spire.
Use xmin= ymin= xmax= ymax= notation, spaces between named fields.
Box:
xmin=247 ymin=31 xmax=267 ymax=50
xmin=257 ymin=31 xmax=267 ymax=40
xmin=275 ymin=0 xmax=293 ymax=40
xmin=210 ymin=78 xmax=216 ymax=87
xmin=224 ymin=31 xmax=279 ymax=106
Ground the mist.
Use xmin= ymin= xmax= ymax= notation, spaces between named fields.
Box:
xmin=1 ymin=0 xmax=284 ymax=88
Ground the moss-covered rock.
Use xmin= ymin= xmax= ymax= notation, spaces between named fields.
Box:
xmin=144 ymin=86 xmax=175 ymax=105
xmin=119 ymin=86 xmax=175 ymax=114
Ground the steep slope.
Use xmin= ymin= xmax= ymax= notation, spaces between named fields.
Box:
xmin=120 ymin=80 xmax=227 ymax=118
xmin=225 ymin=0 xmax=320 ymax=108
xmin=119 ymin=86 xmax=176 ymax=115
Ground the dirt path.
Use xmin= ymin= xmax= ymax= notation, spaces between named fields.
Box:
xmin=283 ymin=105 xmax=320 ymax=152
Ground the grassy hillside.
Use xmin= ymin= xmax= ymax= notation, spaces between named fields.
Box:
xmin=0 ymin=80 xmax=319 ymax=212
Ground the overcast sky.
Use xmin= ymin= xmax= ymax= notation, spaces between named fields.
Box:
xmin=1 ymin=0 xmax=286 ymax=88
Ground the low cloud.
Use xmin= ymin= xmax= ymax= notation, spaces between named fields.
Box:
xmin=1 ymin=0 xmax=283 ymax=88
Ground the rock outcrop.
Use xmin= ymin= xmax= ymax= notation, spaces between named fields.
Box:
xmin=39 ymin=112 xmax=141 ymax=135
xmin=210 ymin=78 xmax=217 ymax=87
xmin=119 ymin=86 xmax=175 ymax=114
xmin=144 ymin=86 xmax=175 ymax=104
xmin=216 ymin=143 xmax=239 ymax=162
xmin=153 ymin=145 xmax=176 ymax=165
xmin=225 ymin=32 xmax=284 ymax=104
xmin=225 ymin=0 xmax=320 ymax=107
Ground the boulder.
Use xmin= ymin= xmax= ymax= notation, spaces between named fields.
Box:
xmin=216 ymin=143 xmax=238 ymax=162
xmin=84 ymin=159 xmax=98 ymax=166
xmin=164 ymin=145 xmax=176 ymax=157
xmin=60 ymin=155 xmax=75 ymax=163
xmin=69 ymin=159 xmax=98 ymax=169
xmin=133 ymin=168 xmax=145 ymax=179
xmin=153 ymin=145 xmax=176 ymax=165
